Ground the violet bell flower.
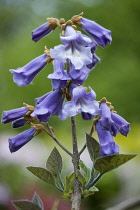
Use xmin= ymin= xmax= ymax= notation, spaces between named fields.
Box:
xmin=12 ymin=118 xmax=28 ymax=128
xmin=34 ymin=89 xmax=66 ymax=122
xmin=86 ymin=53 xmax=100 ymax=70
xmin=79 ymin=17 xmax=112 ymax=48
xmin=99 ymin=102 xmax=114 ymax=130
xmin=99 ymin=101 xmax=130 ymax=137
xmin=47 ymin=59 xmax=70 ymax=89
xmin=10 ymin=54 xmax=48 ymax=86
xmin=69 ymin=62 xmax=91 ymax=84
xmin=96 ymin=121 xmax=119 ymax=156
xmin=50 ymin=25 xmax=93 ymax=69
xmin=1 ymin=107 xmax=28 ymax=124
xmin=111 ymin=112 xmax=130 ymax=136
xmin=64 ymin=84 xmax=100 ymax=117
xmin=9 ymin=128 xmax=36 ymax=153
xmin=32 ymin=18 xmax=59 ymax=42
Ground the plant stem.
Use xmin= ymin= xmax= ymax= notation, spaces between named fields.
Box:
xmin=45 ymin=123 xmax=73 ymax=157
xmin=78 ymin=143 xmax=86 ymax=156
xmin=86 ymin=173 xmax=102 ymax=190
xmin=71 ymin=116 xmax=81 ymax=210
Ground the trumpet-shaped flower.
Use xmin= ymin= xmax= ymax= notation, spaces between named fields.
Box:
xmin=9 ymin=128 xmax=36 ymax=152
xmin=34 ymin=89 xmax=66 ymax=122
xmin=32 ymin=18 xmax=59 ymax=42
xmin=96 ymin=121 xmax=119 ymax=156
xmin=50 ymin=25 xmax=93 ymax=69
xmin=10 ymin=54 xmax=48 ymax=86
xmin=99 ymin=101 xmax=130 ymax=137
xmin=12 ymin=118 xmax=28 ymax=128
xmin=48 ymin=60 xmax=70 ymax=89
xmin=1 ymin=107 xmax=28 ymax=124
xmin=32 ymin=22 xmax=53 ymax=42
xmin=111 ymin=112 xmax=130 ymax=136
xmin=64 ymin=84 xmax=100 ymax=117
xmin=69 ymin=62 xmax=91 ymax=84
xmin=79 ymin=17 xmax=112 ymax=48
xmin=99 ymin=102 xmax=114 ymax=129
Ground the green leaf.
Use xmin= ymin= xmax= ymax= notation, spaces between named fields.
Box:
xmin=62 ymin=176 xmax=73 ymax=199
xmin=86 ymin=133 xmax=100 ymax=162
xmin=12 ymin=200 xmax=42 ymax=210
xmin=68 ymin=172 xmax=75 ymax=181
xmin=26 ymin=166 xmax=55 ymax=186
xmin=94 ymin=154 xmax=138 ymax=175
xmin=82 ymin=186 xmax=99 ymax=198
xmin=63 ymin=176 xmax=72 ymax=194
xmin=78 ymin=170 xmax=87 ymax=188
xmin=46 ymin=147 xmax=62 ymax=175
xmin=32 ymin=193 xmax=44 ymax=209
xmin=45 ymin=148 xmax=64 ymax=190
xmin=79 ymin=160 xmax=91 ymax=184
xmin=89 ymin=185 xmax=99 ymax=192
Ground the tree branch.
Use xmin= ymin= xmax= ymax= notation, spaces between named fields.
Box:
xmin=45 ymin=123 xmax=73 ymax=157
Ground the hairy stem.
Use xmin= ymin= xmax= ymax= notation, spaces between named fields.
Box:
xmin=71 ymin=116 xmax=81 ymax=210
xmin=45 ymin=123 xmax=73 ymax=157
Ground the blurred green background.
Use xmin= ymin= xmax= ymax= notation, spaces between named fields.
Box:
xmin=0 ymin=0 xmax=140 ymax=209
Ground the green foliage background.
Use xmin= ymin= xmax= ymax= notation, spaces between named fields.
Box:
xmin=0 ymin=0 xmax=140 ymax=209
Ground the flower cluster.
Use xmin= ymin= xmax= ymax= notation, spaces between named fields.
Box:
xmin=1 ymin=13 xmax=130 ymax=156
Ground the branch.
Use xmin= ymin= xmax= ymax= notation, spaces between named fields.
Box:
xmin=45 ymin=123 xmax=73 ymax=157
xmin=78 ymin=143 xmax=86 ymax=156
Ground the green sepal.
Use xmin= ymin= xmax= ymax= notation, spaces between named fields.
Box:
xmin=26 ymin=166 xmax=55 ymax=186
xmin=86 ymin=133 xmax=100 ymax=162
xmin=94 ymin=154 xmax=138 ymax=175
xmin=12 ymin=200 xmax=42 ymax=210
xmin=32 ymin=192 xmax=44 ymax=209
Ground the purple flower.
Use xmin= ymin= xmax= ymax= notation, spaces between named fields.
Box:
xmin=96 ymin=121 xmax=119 ymax=156
xmin=99 ymin=102 xmax=114 ymax=129
xmin=10 ymin=54 xmax=48 ymax=86
xmin=48 ymin=60 xmax=70 ymax=89
xmin=1 ymin=107 xmax=28 ymax=124
xmin=99 ymin=101 xmax=130 ymax=137
xmin=34 ymin=89 xmax=66 ymax=122
xmin=50 ymin=25 xmax=93 ymax=69
xmin=32 ymin=22 xmax=52 ymax=42
xmin=69 ymin=62 xmax=91 ymax=84
xmin=64 ymin=84 xmax=100 ymax=117
xmin=32 ymin=18 xmax=59 ymax=42
xmin=9 ymin=128 xmax=36 ymax=152
xmin=81 ymin=112 xmax=94 ymax=120
xmin=80 ymin=17 xmax=112 ymax=48
xmin=86 ymin=53 xmax=100 ymax=70
xmin=12 ymin=118 xmax=28 ymax=128
xmin=111 ymin=112 xmax=130 ymax=136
